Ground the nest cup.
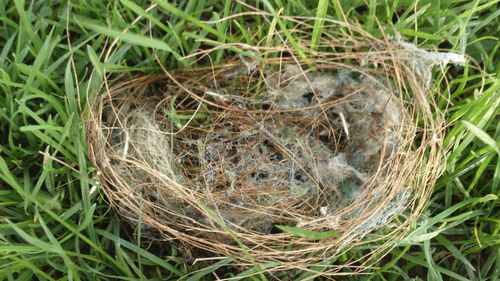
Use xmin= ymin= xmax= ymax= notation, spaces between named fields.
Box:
xmin=87 ymin=21 xmax=450 ymax=274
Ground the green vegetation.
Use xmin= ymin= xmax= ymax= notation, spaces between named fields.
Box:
xmin=0 ymin=0 xmax=498 ymax=280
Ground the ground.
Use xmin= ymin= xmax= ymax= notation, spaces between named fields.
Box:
xmin=0 ymin=0 xmax=498 ymax=280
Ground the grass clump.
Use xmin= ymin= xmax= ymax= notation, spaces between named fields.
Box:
xmin=0 ymin=0 xmax=498 ymax=280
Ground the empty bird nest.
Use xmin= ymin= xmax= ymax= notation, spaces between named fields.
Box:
xmin=86 ymin=22 xmax=463 ymax=275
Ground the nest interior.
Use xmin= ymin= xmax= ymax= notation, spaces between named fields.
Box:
xmin=87 ymin=35 xmax=452 ymax=272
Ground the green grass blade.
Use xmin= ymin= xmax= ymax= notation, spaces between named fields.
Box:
xmin=276 ymin=225 xmax=339 ymax=240
xmin=311 ymin=0 xmax=328 ymax=52
xmin=96 ymin=230 xmax=184 ymax=277
xmin=184 ymin=257 xmax=233 ymax=281
xmin=76 ymin=17 xmax=177 ymax=54
xmin=462 ymin=121 xmax=500 ymax=155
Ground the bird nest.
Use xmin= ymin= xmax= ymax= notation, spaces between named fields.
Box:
xmin=86 ymin=22 xmax=461 ymax=275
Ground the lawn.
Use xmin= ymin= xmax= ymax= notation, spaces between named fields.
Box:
xmin=0 ymin=0 xmax=498 ymax=280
